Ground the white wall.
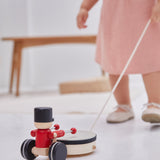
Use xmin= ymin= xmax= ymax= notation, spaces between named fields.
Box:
xmin=27 ymin=0 xmax=103 ymax=91
xmin=0 ymin=0 xmax=30 ymax=92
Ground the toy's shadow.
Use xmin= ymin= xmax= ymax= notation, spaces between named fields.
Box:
xmin=150 ymin=125 xmax=160 ymax=131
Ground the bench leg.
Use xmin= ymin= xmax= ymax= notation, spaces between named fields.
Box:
xmin=101 ymin=69 xmax=105 ymax=76
xmin=9 ymin=43 xmax=17 ymax=94
xmin=15 ymin=43 xmax=23 ymax=96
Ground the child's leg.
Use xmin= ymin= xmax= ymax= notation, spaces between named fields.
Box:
xmin=107 ymin=74 xmax=134 ymax=123
xmin=142 ymin=71 xmax=160 ymax=106
xmin=109 ymin=74 xmax=131 ymax=112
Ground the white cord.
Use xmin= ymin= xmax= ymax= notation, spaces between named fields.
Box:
xmin=90 ymin=19 xmax=151 ymax=131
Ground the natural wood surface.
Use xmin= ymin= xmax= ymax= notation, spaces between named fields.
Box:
xmin=2 ymin=35 xmax=97 ymax=96
xmin=2 ymin=35 xmax=96 ymax=48
xmin=2 ymin=35 xmax=96 ymax=41
xmin=9 ymin=43 xmax=17 ymax=93
xmin=59 ymin=77 xmax=111 ymax=94
xmin=32 ymin=147 xmax=49 ymax=156
xmin=65 ymin=141 xmax=96 ymax=156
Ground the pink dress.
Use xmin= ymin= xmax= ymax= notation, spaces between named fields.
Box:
xmin=95 ymin=0 xmax=160 ymax=75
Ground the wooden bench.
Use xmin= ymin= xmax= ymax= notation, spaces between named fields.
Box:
xmin=2 ymin=35 xmax=98 ymax=96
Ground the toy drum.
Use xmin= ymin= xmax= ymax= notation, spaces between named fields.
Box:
xmin=57 ymin=130 xmax=97 ymax=156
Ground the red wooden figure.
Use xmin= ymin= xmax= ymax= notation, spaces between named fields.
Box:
xmin=21 ymin=107 xmax=76 ymax=160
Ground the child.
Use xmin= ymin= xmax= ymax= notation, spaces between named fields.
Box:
xmin=77 ymin=0 xmax=160 ymax=123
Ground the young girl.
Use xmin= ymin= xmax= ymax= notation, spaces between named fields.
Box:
xmin=77 ymin=0 xmax=160 ymax=123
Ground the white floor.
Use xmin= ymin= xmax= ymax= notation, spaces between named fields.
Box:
xmin=0 ymin=84 xmax=147 ymax=115
xmin=0 ymin=85 xmax=157 ymax=160
xmin=1 ymin=113 xmax=160 ymax=160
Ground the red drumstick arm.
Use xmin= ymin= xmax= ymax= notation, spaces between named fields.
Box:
xmin=49 ymin=128 xmax=77 ymax=139
xmin=30 ymin=129 xmax=37 ymax=137
xmin=49 ymin=130 xmax=65 ymax=139
xmin=53 ymin=130 xmax=65 ymax=138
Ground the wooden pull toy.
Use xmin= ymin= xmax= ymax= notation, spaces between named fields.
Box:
xmin=20 ymin=107 xmax=77 ymax=160
xmin=21 ymin=20 xmax=151 ymax=160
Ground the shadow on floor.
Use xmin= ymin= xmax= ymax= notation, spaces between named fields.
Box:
xmin=150 ymin=125 xmax=160 ymax=131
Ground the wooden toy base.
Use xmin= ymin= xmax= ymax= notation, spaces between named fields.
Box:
xmin=32 ymin=147 xmax=49 ymax=156
xmin=65 ymin=141 xmax=96 ymax=156
xmin=31 ymin=143 xmax=96 ymax=156
xmin=59 ymin=76 xmax=111 ymax=94
xmin=31 ymin=143 xmax=96 ymax=157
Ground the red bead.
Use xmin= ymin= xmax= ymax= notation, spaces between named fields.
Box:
xmin=54 ymin=124 xmax=60 ymax=130
xmin=30 ymin=130 xmax=36 ymax=137
xmin=71 ymin=128 xmax=77 ymax=134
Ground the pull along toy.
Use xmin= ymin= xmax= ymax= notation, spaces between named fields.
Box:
xmin=21 ymin=19 xmax=151 ymax=160
xmin=21 ymin=107 xmax=76 ymax=160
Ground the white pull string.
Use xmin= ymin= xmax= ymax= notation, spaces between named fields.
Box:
xmin=90 ymin=19 xmax=151 ymax=131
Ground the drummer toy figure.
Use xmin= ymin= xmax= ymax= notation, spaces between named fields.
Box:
xmin=21 ymin=107 xmax=77 ymax=160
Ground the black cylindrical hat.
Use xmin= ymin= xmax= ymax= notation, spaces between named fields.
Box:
xmin=34 ymin=107 xmax=54 ymax=123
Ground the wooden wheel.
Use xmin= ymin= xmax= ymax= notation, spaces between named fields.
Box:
xmin=21 ymin=139 xmax=36 ymax=160
xmin=48 ymin=142 xmax=67 ymax=160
